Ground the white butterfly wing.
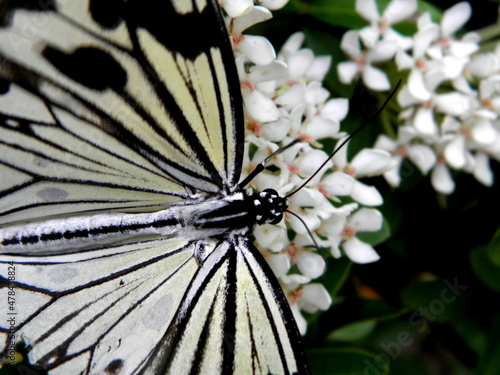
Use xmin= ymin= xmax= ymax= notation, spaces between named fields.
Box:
xmin=0 ymin=237 xmax=308 ymax=374
xmin=0 ymin=0 xmax=311 ymax=374
xmin=1 ymin=239 xmax=199 ymax=374
xmin=0 ymin=0 xmax=243 ymax=225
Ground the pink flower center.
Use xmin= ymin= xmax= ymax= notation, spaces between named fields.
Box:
xmin=397 ymin=147 xmax=408 ymax=157
xmin=344 ymin=226 xmax=356 ymax=236
xmin=240 ymin=81 xmax=254 ymax=93
xmin=232 ymin=34 xmax=244 ymax=48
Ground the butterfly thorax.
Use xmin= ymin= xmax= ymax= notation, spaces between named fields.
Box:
xmin=175 ymin=189 xmax=287 ymax=236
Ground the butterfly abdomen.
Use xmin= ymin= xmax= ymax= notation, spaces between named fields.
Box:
xmin=0 ymin=190 xmax=287 ymax=253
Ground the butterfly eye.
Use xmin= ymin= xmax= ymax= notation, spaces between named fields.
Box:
xmin=268 ymin=212 xmax=283 ymax=225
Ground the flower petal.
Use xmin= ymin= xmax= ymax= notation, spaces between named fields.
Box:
xmin=385 ymin=28 xmax=414 ymax=51
xmin=232 ymin=5 xmax=272 ymax=34
xmin=222 ymin=0 xmax=253 ymax=17
xmin=431 ymin=163 xmax=455 ymax=194
xmin=259 ymin=0 xmax=289 ymax=10
xmin=408 ymin=144 xmax=437 ymax=174
xmin=306 ymin=55 xmax=332 ymax=81
xmin=340 ymin=30 xmax=362 ymax=58
xmin=441 ymin=2 xmax=471 ymax=37
xmin=360 ymin=25 xmax=380 ymax=49
xmin=471 ymin=118 xmax=496 ymax=145
xmin=407 ymin=69 xmax=432 ymax=101
xmin=300 ymin=283 xmax=332 ymax=312
xmin=348 ymin=208 xmax=383 ymax=232
xmin=474 ymin=152 xmax=494 ymax=186
xmin=383 ymin=0 xmax=417 ymax=25
xmin=248 ymin=60 xmax=288 ymax=84
xmin=261 ymin=116 xmax=291 ymax=142
xmin=337 ymin=61 xmax=359 ymax=85
xmin=343 ymin=237 xmax=380 ymax=263
xmin=332 ymin=137 xmax=349 ymax=169
xmin=397 ymin=85 xmax=419 ymax=107
xmin=244 ymin=89 xmax=279 ymax=122
xmin=374 ymin=134 xmax=397 ymax=152
xmin=449 ymin=40 xmax=479 ymax=58
xmin=322 ymin=98 xmax=349 ymax=122
xmin=413 ymin=23 xmax=440 ymax=59
xmin=266 ymin=253 xmax=291 ymax=278
xmin=238 ymin=35 xmax=276 ymax=65
xmin=321 ymin=171 xmax=355 ymax=196
xmin=434 ymin=92 xmax=472 ymax=116
xmin=305 ymin=81 xmax=330 ymax=106
xmin=287 ymin=49 xmax=314 ymax=79
xmin=351 ymin=180 xmax=383 ymax=206
xmin=274 ymin=83 xmax=306 ymax=109
xmin=356 ymin=0 xmax=380 ymax=22
xmin=290 ymin=304 xmax=307 ymax=335
xmin=362 ymin=65 xmax=391 ymax=91
xmin=304 ymin=116 xmax=340 ymax=140
xmin=297 ymin=253 xmax=326 ymax=279
xmin=414 ymin=107 xmax=438 ymax=135
xmin=383 ymin=157 xmax=403 ymax=187
xmin=367 ymin=40 xmax=397 ymax=62
xmin=351 ymin=148 xmax=391 ymax=176
xmin=280 ymin=32 xmax=305 ymax=57
xmin=468 ymin=52 xmax=500 ymax=78
xmin=297 ymin=149 xmax=331 ymax=175
xmin=444 ymin=135 xmax=466 ymax=169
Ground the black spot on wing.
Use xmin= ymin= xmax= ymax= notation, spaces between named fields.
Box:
xmin=89 ymin=0 xmax=125 ymax=29
xmin=104 ymin=358 xmax=124 ymax=374
xmin=42 ymin=46 xmax=127 ymax=91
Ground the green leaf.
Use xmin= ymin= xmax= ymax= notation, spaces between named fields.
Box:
xmin=471 ymin=245 xmax=500 ymax=293
xmin=326 ymin=320 xmax=377 ymax=343
xmin=290 ymin=0 xmax=362 ymax=29
xmin=324 ymin=300 xmax=406 ymax=345
xmin=307 ymin=347 xmax=389 ymax=375
xmin=288 ymin=0 xmax=443 ymax=30
xmin=400 ymin=278 xmax=470 ymax=324
xmin=323 ymin=257 xmax=352 ymax=298
xmin=487 ymin=227 xmax=500 ymax=266
xmin=474 ymin=313 xmax=500 ymax=375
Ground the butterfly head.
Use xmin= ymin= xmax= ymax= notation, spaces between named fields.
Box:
xmin=252 ymin=188 xmax=288 ymax=225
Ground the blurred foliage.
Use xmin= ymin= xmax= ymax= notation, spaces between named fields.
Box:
xmin=252 ymin=0 xmax=500 ymax=374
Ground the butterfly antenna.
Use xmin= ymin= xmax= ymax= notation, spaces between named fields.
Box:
xmin=286 ymin=209 xmax=321 ymax=251
xmin=238 ymin=139 xmax=301 ymax=189
xmin=286 ymin=79 xmax=401 ymax=199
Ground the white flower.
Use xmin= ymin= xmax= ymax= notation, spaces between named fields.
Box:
xmin=356 ymin=0 xmax=417 ymax=50
xmin=431 ymin=162 xmax=455 ymax=194
xmin=222 ymin=0 xmax=253 ymax=17
xmin=343 ymin=237 xmax=381 ymax=263
xmin=341 ymin=208 xmax=383 ymax=263
xmin=320 ymin=139 xmax=388 ymax=206
xmin=259 ymin=0 xmax=289 ymax=11
xmin=254 ymin=221 xmax=289 ymax=253
xmin=296 ymin=252 xmax=326 ymax=279
xmin=337 ymin=30 xmax=394 ymax=91
xmin=299 ymin=283 xmax=332 ymax=313
xmin=374 ymin=128 xmax=437 ymax=187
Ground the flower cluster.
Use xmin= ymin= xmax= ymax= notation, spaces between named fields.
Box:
xmin=222 ymin=1 xmax=391 ymax=333
xmin=339 ymin=0 xmax=500 ymax=194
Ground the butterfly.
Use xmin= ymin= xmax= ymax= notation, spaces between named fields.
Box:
xmin=0 ymin=0 xmax=311 ymax=374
